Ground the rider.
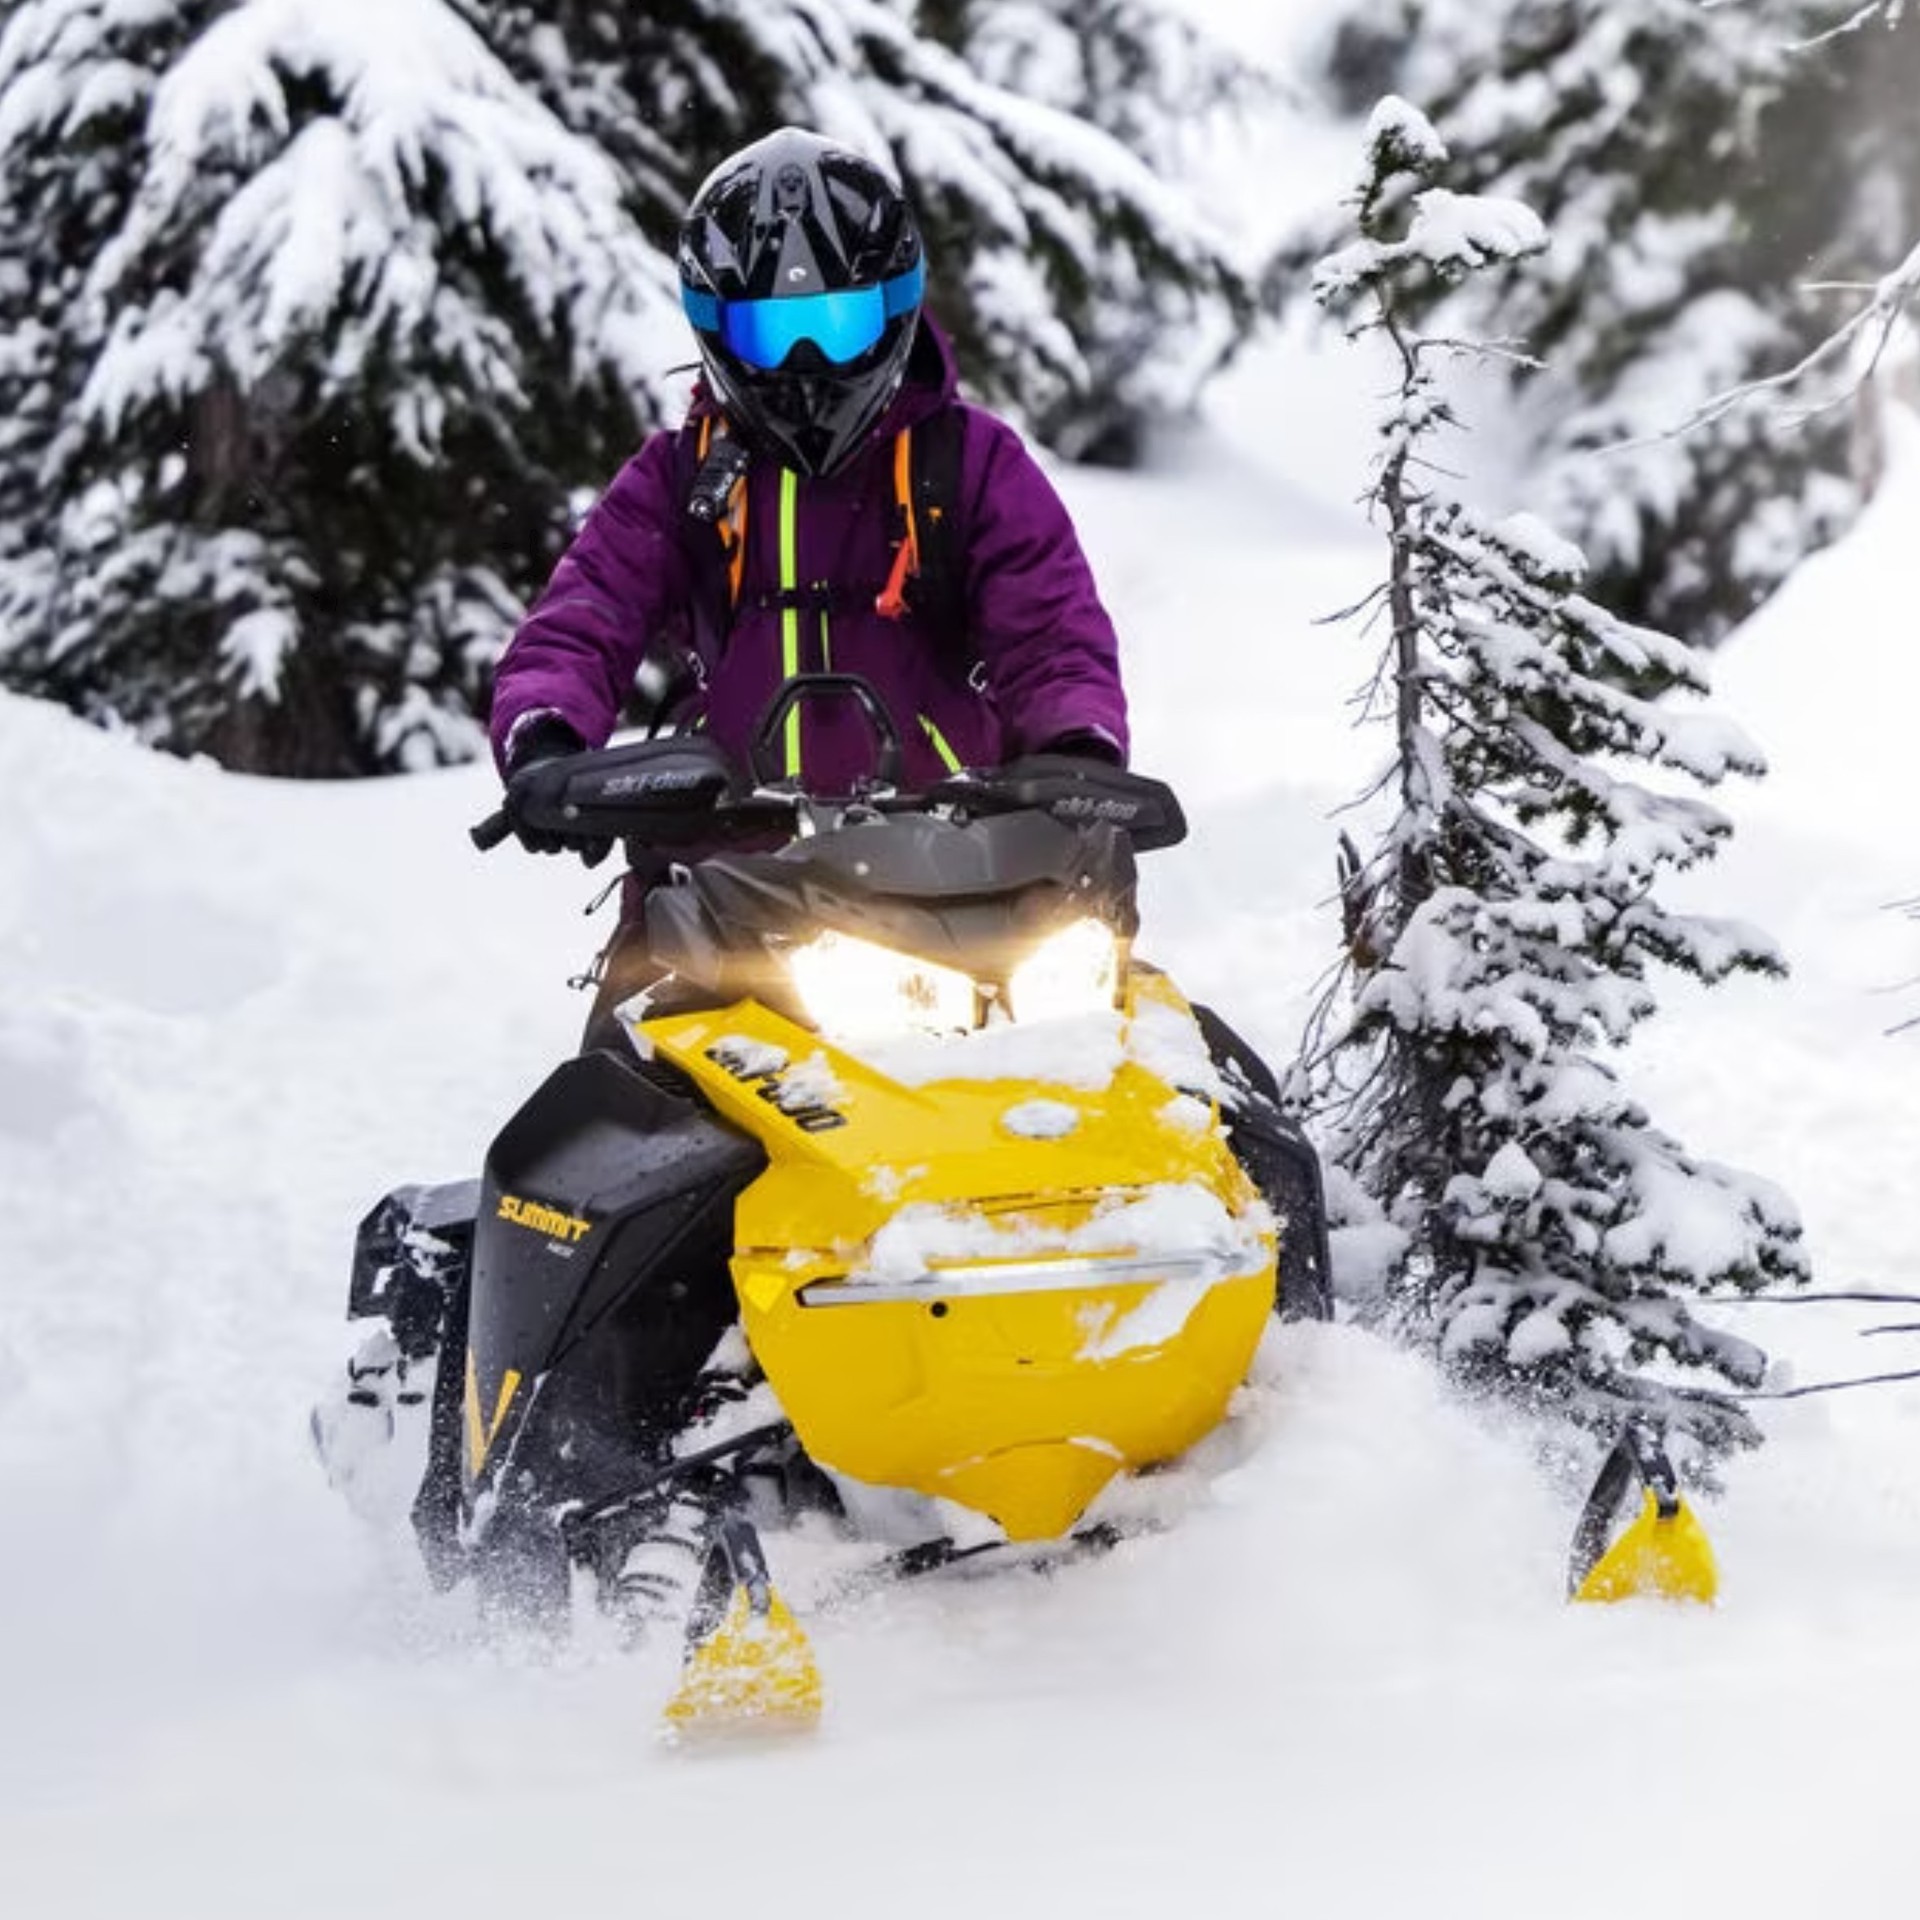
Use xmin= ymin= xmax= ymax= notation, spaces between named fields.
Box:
xmin=487 ymin=124 xmax=1332 ymax=1316
xmin=489 ymin=126 xmax=1129 ymax=1051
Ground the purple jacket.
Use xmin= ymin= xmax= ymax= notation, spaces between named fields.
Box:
xmin=489 ymin=319 xmax=1128 ymax=794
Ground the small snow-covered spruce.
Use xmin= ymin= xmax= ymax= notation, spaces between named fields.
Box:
xmin=1301 ymin=100 xmax=1808 ymax=1457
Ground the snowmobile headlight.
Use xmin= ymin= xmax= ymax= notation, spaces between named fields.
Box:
xmin=1006 ymin=918 xmax=1121 ymax=1023
xmin=785 ymin=930 xmax=978 ymax=1039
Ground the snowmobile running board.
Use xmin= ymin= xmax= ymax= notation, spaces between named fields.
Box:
xmin=558 ymin=1421 xmax=794 ymax=1556
xmin=1567 ymin=1415 xmax=1718 ymax=1606
xmin=559 ymin=1424 xmax=1128 ymax=1741
xmin=816 ymin=1520 xmax=1129 ymax=1610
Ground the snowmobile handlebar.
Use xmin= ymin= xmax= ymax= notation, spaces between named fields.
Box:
xmin=470 ymin=809 xmax=515 ymax=852
xmin=470 ymin=743 xmax=1186 ymax=859
xmin=469 ymin=732 xmax=800 ymax=857
xmin=472 ymin=676 xmax=1185 ymax=857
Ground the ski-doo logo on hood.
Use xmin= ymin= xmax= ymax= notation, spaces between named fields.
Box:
xmin=706 ymin=1039 xmax=848 ymax=1133
xmin=497 ymin=1193 xmax=593 ymax=1244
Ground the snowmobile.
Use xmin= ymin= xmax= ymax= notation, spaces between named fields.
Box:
xmin=314 ymin=675 xmax=1714 ymax=1734
xmin=315 ymin=675 xmax=1335 ymax=1733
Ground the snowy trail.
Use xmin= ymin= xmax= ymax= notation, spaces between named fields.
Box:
xmin=18 ymin=1308 xmax=1915 ymax=1920
xmin=10 ymin=342 xmax=1920 ymax=1917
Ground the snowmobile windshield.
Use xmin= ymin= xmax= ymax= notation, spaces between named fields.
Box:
xmin=682 ymin=262 xmax=924 ymax=369
xmin=640 ymin=807 xmax=1141 ymax=1004
xmin=789 ymin=812 xmax=1097 ymax=900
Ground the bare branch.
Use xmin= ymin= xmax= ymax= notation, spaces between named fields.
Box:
xmin=1659 ymin=242 xmax=1920 ymax=441
xmin=1787 ymin=1 xmax=1907 ymax=52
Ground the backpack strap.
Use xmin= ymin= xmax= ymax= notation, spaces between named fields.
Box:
xmin=909 ymin=402 xmax=967 ymax=643
xmin=875 ymin=405 xmax=967 ymax=647
xmin=678 ymin=415 xmax=749 ymax=659
xmin=680 ymin=405 xmax=968 ymax=650
xmin=874 ymin=428 xmax=921 ymax=621
xmin=692 ymin=415 xmax=750 ymax=606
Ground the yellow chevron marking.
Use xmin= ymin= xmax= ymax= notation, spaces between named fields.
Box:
xmin=463 ymin=1352 xmax=523 ymax=1479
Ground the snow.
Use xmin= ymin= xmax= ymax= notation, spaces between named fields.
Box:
xmin=11 ymin=83 xmax=1920 ymax=1920
xmin=857 ymin=1181 xmax=1262 ymax=1290
xmin=1481 ymin=1141 xmax=1544 ymax=1200
xmin=1078 ymin=1279 xmax=1213 ymax=1360
xmin=782 ymin=1051 xmax=848 ymax=1114
xmin=709 ymin=1034 xmax=792 ymax=1079
xmin=1000 ymin=1097 xmax=1080 ymax=1139
xmin=850 ymin=1007 xmax=1127 ymax=1090
xmin=1365 ymin=92 xmax=1450 ymax=169
xmin=1312 ymin=98 xmax=1548 ymax=304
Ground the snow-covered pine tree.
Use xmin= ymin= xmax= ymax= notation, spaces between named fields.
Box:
xmin=953 ymin=0 xmax=1267 ymax=460
xmin=0 ymin=0 xmax=681 ymax=776
xmin=485 ymin=0 xmax=1259 ymax=464
xmin=0 ymin=0 xmax=1257 ymax=775
xmin=1303 ymin=99 xmax=1807 ymax=1454
xmin=0 ymin=1 xmax=190 ymax=680
xmin=1296 ymin=0 xmax=1868 ymax=647
xmin=1696 ymin=2 xmax=1920 ymax=483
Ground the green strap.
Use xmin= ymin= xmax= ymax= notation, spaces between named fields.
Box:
xmin=920 ymin=714 xmax=962 ymax=772
xmin=779 ymin=467 xmax=801 ymax=776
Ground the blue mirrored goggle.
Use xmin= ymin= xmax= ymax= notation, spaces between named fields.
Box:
xmin=683 ymin=261 xmax=925 ymax=370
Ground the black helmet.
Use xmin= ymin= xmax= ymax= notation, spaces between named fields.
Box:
xmin=677 ymin=128 xmax=925 ymax=479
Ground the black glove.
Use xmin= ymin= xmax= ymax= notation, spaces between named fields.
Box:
xmin=502 ymin=715 xmax=605 ymax=860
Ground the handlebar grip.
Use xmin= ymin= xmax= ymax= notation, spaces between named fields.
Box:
xmin=470 ymin=810 xmax=512 ymax=852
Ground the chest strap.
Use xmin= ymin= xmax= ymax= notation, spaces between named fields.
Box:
xmin=751 ymin=583 xmax=878 ymax=614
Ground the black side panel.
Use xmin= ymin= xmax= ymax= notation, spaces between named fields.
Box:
xmin=465 ymin=1051 xmax=766 ymax=1515
xmin=348 ymin=1178 xmax=481 ymax=1360
xmin=1234 ymin=1107 xmax=1335 ymax=1324
xmin=412 ymin=1266 xmax=470 ymax=1591
xmin=1192 ymin=1003 xmax=1334 ymax=1324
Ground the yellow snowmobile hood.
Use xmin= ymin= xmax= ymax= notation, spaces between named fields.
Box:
xmin=639 ymin=972 xmax=1277 ymax=1542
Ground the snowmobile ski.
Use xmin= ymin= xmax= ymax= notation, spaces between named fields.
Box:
xmin=1568 ymin=1414 xmax=1718 ymax=1605
xmin=664 ymin=1511 xmax=823 ymax=1740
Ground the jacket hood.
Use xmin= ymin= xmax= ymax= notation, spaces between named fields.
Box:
xmin=881 ymin=310 xmax=960 ymax=427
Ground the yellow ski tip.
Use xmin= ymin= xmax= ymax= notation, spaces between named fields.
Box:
xmin=663 ymin=1586 xmax=824 ymax=1741
xmin=1572 ymin=1489 xmax=1719 ymax=1607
